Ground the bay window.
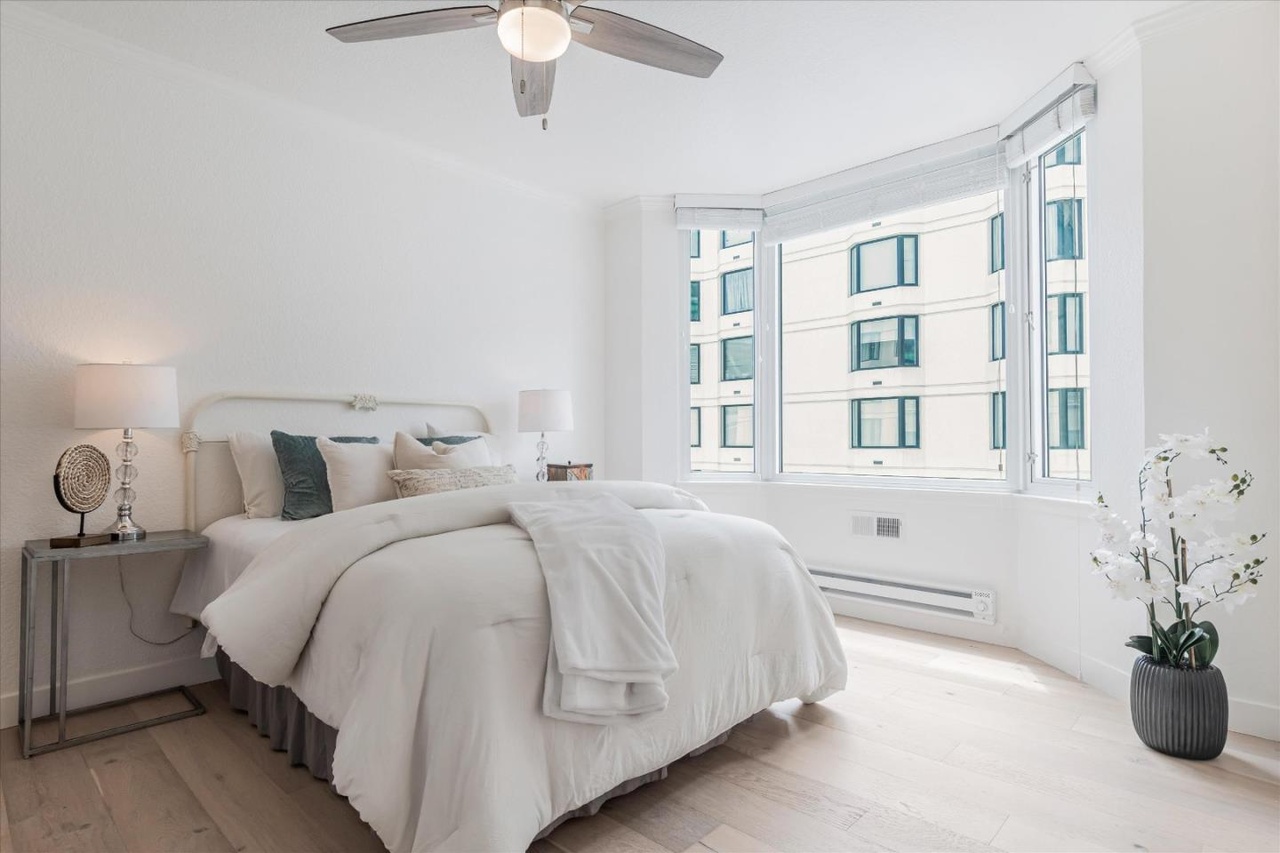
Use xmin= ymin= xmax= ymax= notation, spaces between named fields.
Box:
xmin=678 ymin=71 xmax=1094 ymax=489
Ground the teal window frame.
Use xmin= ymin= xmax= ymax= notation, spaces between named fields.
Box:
xmin=1048 ymin=388 xmax=1086 ymax=450
xmin=721 ymin=335 xmax=754 ymax=381
xmin=850 ymin=315 xmax=919 ymax=371
xmin=991 ymin=391 xmax=1007 ymax=450
xmin=850 ymin=234 xmax=919 ymax=294
xmin=989 ymin=213 xmax=1005 ymax=273
xmin=990 ymin=302 xmax=1006 ymax=361
xmin=691 ymin=407 xmax=701 ymax=447
xmin=1045 ymin=198 xmax=1085 ymax=261
xmin=1047 ymin=293 xmax=1085 ymax=355
xmin=850 ymin=396 xmax=920 ymax=449
xmin=690 ymin=280 xmax=701 ymax=321
xmin=721 ymin=404 xmax=753 ymax=448
xmin=689 ymin=230 xmax=701 ymax=259
xmin=721 ymin=268 xmax=754 ymax=315
xmin=1047 ymin=135 xmax=1082 ymax=167
xmin=690 ymin=344 xmax=701 ymax=384
xmin=721 ymin=230 xmax=753 ymax=249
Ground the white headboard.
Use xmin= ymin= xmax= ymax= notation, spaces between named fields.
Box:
xmin=182 ymin=391 xmax=491 ymax=531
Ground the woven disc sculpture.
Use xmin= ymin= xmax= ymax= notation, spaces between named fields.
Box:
xmin=53 ymin=444 xmax=111 ymax=542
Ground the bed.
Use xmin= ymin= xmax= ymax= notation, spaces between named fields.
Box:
xmin=173 ymin=392 xmax=847 ymax=852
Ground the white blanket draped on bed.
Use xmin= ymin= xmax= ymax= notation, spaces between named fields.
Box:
xmin=201 ymin=481 xmax=846 ymax=852
xmin=509 ymin=495 xmax=677 ymax=724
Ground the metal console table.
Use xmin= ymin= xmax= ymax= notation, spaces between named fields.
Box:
xmin=19 ymin=530 xmax=209 ymax=758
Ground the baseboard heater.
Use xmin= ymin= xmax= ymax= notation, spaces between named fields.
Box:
xmin=811 ymin=568 xmax=995 ymax=624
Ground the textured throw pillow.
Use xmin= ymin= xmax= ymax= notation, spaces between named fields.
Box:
xmin=393 ymin=431 xmax=492 ymax=470
xmin=317 ymin=438 xmax=396 ymax=513
xmin=271 ymin=431 xmax=379 ymax=520
xmin=229 ymin=431 xmax=285 ymax=519
xmin=388 ymin=465 xmax=518 ymax=498
xmin=426 ymin=427 xmax=504 ymax=464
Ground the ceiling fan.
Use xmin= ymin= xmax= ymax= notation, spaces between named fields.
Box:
xmin=326 ymin=1 xmax=722 ymax=122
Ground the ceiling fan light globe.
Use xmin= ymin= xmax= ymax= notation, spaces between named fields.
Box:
xmin=497 ymin=1 xmax=571 ymax=62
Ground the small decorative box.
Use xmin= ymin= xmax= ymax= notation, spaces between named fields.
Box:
xmin=546 ymin=462 xmax=593 ymax=481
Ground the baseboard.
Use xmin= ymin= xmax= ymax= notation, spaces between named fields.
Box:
xmin=0 ymin=655 xmax=219 ymax=730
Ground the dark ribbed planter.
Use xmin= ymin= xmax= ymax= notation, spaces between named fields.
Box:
xmin=1130 ymin=655 xmax=1228 ymax=760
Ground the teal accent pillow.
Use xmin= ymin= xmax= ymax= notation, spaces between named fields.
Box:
xmin=271 ymin=431 xmax=378 ymax=521
xmin=416 ymin=435 xmax=481 ymax=447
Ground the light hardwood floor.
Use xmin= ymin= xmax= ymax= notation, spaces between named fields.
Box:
xmin=3 ymin=616 xmax=1277 ymax=853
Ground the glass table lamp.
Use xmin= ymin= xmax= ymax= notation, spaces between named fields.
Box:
xmin=74 ymin=364 xmax=179 ymax=541
xmin=517 ymin=389 xmax=574 ymax=482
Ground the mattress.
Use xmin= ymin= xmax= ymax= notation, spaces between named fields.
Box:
xmin=170 ymin=515 xmax=298 ymax=620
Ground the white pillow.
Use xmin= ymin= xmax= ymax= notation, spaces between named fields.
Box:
xmin=228 ymin=431 xmax=284 ymax=519
xmin=393 ymin=431 xmax=492 ymax=470
xmin=426 ymin=427 xmax=504 ymax=465
xmin=317 ymin=437 xmax=396 ymax=512
xmin=388 ymin=465 xmax=518 ymax=498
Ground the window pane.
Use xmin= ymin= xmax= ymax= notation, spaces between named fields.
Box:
xmin=721 ymin=268 xmax=754 ymax=315
xmin=691 ymin=407 xmax=701 ymax=447
xmin=989 ymin=213 xmax=1005 ymax=273
xmin=689 ymin=230 xmax=701 ymax=258
xmin=721 ymin=336 xmax=754 ymax=381
xmin=1039 ymin=130 xmax=1090 ymax=479
xmin=690 ymin=228 xmax=755 ymax=473
xmin=783 ymin=192 xmax=1005 ymax=478
xmin=721 ymin=230 xmax=753 ymax=249
xmin=722 ymin=405 xmax=753 ymax=447
xmin=990 ymin=302 xmax=1006 ymax=361
xmin=991 ymin=391 xmax=1006 ymax=450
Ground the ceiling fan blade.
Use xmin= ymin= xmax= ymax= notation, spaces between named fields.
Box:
xmin=569 ymin=6 xmax=722 ymax=78
xmin=511 ymin=57 xmax=555 ymax=117
xmin=327 ymin=6 xmax=497 ymax=43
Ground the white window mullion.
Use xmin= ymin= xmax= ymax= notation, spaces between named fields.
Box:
xmin=678 ymin=233 xmax=694 ymax=480
xmin=756 ymin=240 xmax=780 ymax=481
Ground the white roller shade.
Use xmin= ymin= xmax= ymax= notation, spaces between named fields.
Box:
xmin=760 ymin=128 xmax=1004 ymax=244
xmin=1003 ymin=86 xmax=1096 ymax=168
xmin=674 ymin=202 xmax=764 ymax=232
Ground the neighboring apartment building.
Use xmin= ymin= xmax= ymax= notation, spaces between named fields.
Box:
xmin=690 ymin=134 xmax=1090 ymax=481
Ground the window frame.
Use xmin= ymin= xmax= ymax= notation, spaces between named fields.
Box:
xmin=850 ymin=315 xmax=920 ymax=371
xmin=1047 ymin=136 xmax=1082 ymax=167
xmin=690 ymin=280 xmax=701 ymax=322
xmin=990 ymin=302 xmax=1007 ymax=361
xmin=720 ymin=268 xmax=754 ymax=316
xmin=690 ymin=343 xmax=701 ymax=384
xmin=720 ymin=335 xmax=754 ymax=382
xmin=849 ymin=234 xmax=919 ymax=294
xmin=850 ymin=396 xmax=921 ymax=450
xmin=991 ymin=391 xmax=1007 ymax=450
xmin=1047 ymin=388 xmax=1086 ymax=450
xmin=690 ymin=406 xmax=702 ymax=447
xmin=989 ymin=213 xmax=1005 ymax=273
xmin=721 ymin=404 xmax=754 ymax=449
xmin=1045 ymin=198 xmax=1085 ymax=261
xmin=1046 ymin=292 xmax=1085 ymax=355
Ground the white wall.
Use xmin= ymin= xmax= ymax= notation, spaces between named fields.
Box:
xmin=0 ymin=10 xmax=605 ymax=726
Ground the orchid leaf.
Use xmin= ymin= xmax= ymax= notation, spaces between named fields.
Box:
xmin=1197 ymin=620 xmax=1220 ymax=666
xmin=1125 ymin=635 xmax=1154 ymax=656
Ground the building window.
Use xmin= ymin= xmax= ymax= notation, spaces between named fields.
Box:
xmin=1045 ymin=199 xmax=1084 ymax=261
xmin=851 ymin=316 xmax=919 ymax=370
xmin=991 ymin=391 xmax=1006 ymax=450
xmin=691 ymin=407 xmax=701 ymax=447
xmin=690 ymin=280 xmax=701 ymax=322
xmin=721 ymin=268 xmax=754 ymax=315
xmin=721 ymin=336 xmax=753 ymax=381
xmin=1047 ymin=136 xmax=1082 ymax=167
xmin=721 ymin=405 xmax=753 ymax=448
xmin=989 ymin=213 xmax=1005 ymax=273
xmin=690 ymin=230 xmax=701 ymax=259
xmin=690 ymin=344 xmax=701 ymax=384
xmin=851 ymin=234 xmax=918 ymax=294
xmin=721 ymin=230 xmax=753 ymax=249
xmin=1047 ymin=293 xmax=1085 ymax=355
xmin=851 ymin=397 xmax=920 ymax=449
xmin=990 ymin=302 xmax=1006 ymax=361
xmin=1048 ymin=388 xmax=1086 ymax=449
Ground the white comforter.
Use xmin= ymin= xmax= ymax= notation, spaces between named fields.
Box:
xmin=202 ymin=481 xmax=846 ymax=852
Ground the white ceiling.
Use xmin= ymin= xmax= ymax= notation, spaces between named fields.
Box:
xmin=17 ymin=0 xmax=1179 ymax=206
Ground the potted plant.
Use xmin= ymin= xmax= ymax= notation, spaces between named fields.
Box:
xmin=1091 ymin=430 xmax=1267 ymax=760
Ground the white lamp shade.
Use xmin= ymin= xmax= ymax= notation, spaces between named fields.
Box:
xmin=74 ymin=364 xmax=179 ymax=429
xmin=518 ymin=389 xmax=573 ymax=433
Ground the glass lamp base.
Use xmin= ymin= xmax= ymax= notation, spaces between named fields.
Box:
xmin=109 ymin=506 xmax=146 ymax=542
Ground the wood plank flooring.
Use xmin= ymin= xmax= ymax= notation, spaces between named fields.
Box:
xmin=2 ymin=616 xmax=1276 ymax=853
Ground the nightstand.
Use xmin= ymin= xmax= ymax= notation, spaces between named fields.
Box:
xmin=19 ymin=530 xmax=209 ymax=758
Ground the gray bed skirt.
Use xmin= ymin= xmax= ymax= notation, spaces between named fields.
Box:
xmin=215 ymin=650 xmax=729 ymax=842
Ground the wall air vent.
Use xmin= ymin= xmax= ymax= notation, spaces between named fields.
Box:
xmin=852 ymin=512 xmax=899 ymax=537
xmin=812 ymin=567 xmax=995 ymax=624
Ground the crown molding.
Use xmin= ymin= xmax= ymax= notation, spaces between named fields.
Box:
xmin=1087 ymin=0 xmax=1263 ymax=78
xmin=0 ymin=1 xmax=595 ymax=214
xmin=603 ymin=195 xmax=673 ymax=221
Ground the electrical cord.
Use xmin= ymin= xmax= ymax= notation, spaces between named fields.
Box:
xmin=116 ymin=556 xmax=197 ymax=646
